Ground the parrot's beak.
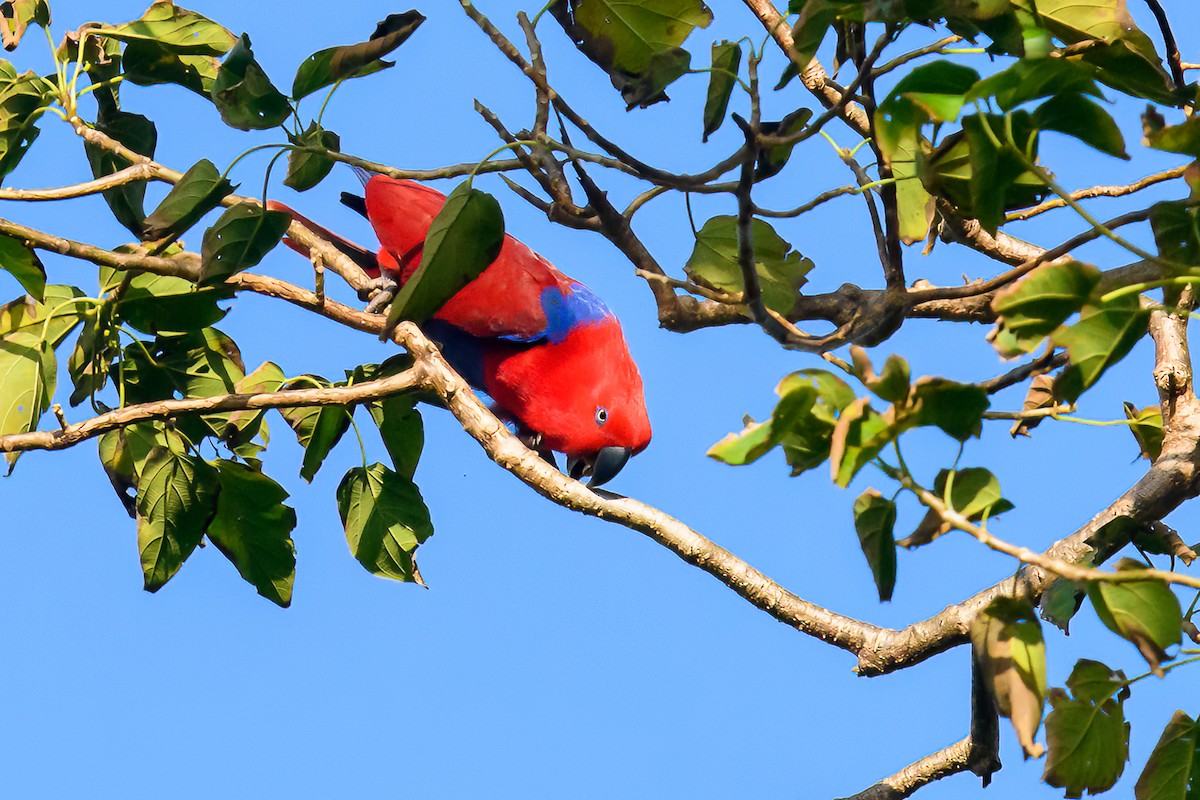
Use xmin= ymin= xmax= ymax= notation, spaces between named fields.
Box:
xmin=566 ymin=446 xmax=633 ymax=488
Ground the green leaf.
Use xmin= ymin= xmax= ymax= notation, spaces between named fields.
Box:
xmin=849 ymin=346 xmax=910 ymax=403
xmin=384 ymin=182 xmax=504 ymax=330
xmin=121 ymin=39 xmax=222 ymax=97
xmin=0 ymin=68 xmax=52 ymax=184
xmin=789 ymin=0 xmax=837 ymax=66
xmin=1124 ymin=402 xmax=1164 ymax=462
xmin=337 ymin=463 xmax=433 ymax=584
xmin=1134 ymin=710 xmax=1200 ymax=800
xmin=104 ymin=2 xmax=236 ymax=55
xmin=966 ymin=58 xmax=1101 ymax=111
xmin=210 ymin=34 xmax=291 ymax=131
xmin=702 ymin=40 xmax=741 ymax=142
xmin=369 ymin=397 xmax=423 ymax=481
xmin=1087 ymin=558 xmax=1182 ymax=675
xmin=0 ymin=0 xmax=50 ymax=51
xmin=0 ymin=231 xmax=44 ymax=300
xmin=278 ymin=385 xmax=352 ymax=483
xmin=0 ymin=283 xmax=83 ymax=343
xmin=207 ymin=460 xmax=297 ymax=607
xmin=990 ymin=260 xmax=1101 ymax=357
xmin=1150 ymin=201 xmax=1200 ymax=269
xmin=1146 ymin=118 xmax=1200 ymax=158
xmin=142 ymin=158 xmax=235 ymax=240
xmin=135 ymin=447 xmax=219 ymax=591
xmin=223 ymin=360 xmax=285 ymax=447
xmin=684 ymin=215 xmax=813 ymax=315
xmin=971 ymin=597 xmax=1047 ymax=759
xmin=151 ymin=328 xmax=245 ymax=440
xmin=1043 ymin=658 xmax=1131 ymax=797
xmin=199 ymin=204 xmax=292 ymax=284
xmin=67 ymin=308 xmax=119 ymax=406
xmin=1040 ymin=576 xmax=1086 ymax=634
xmin=908 ymin=378 xmax=989 ymax=441
xmin=853 ymin=488 xmax=897 ymax=602
xmin=958 ymin=111 xmax=1045 ymax=233
xmin=105 ymin=268 xmax=232 ymax=335
xmin=291 ymin=11 xmax=425 ymax=100
xmin=829 ymin=398 xmax=894 ymax=487
xmin=83 ymin=109 xmax=157 ymax=236
xmin=0 ymin=330 xmax=54 ymax=461
xmin=707 ymin=417 xmax=778 ymax=466
xmin=1052 ymin=294 xmax=1151 ymax=403
xmin=1033 ymin=92 xmax=1128 ymax=159
xmin=98 ymin=420 xmax=191 ymax=516
xmin=935 ymin=466 xmax=1014 ymax=520
xmin=284 ymin=121 xmax=340 ymax=192
xmin=875 ymin=61 xmax=980 ymax=244
xmin=549 ymin=0 xmax=713 ymax=108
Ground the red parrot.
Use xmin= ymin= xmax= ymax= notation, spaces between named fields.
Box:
xmin=274 ymin=174 xmax=651 ymax=487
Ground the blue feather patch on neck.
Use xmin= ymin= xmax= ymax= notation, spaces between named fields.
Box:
xmin=539 ymin=283 xmax=612 ymax=343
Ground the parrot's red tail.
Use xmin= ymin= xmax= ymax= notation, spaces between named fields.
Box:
xmin=266 ymin=200 xmax=381 ymax=277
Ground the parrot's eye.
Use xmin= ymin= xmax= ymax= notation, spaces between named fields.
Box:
xmin=595 ymin=406 xmax=609 ymax=426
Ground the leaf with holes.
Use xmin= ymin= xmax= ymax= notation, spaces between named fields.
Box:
xmin=103 ymin=2 xmax=236 ymax=55
xmin=200 ymin=204 xmax=291 ymax=284
xmin=210 ymin=34 xmax=291 ymax=131
xmin=292 ymin=11 xmax=425 ymax=100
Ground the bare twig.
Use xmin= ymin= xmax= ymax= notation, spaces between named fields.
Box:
xmin=1005 ymin=166 xmax=1189 ymax=222
xmin=0 ymin=163 xmax=156 ymax=201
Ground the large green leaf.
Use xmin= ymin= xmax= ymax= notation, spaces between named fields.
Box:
xmin=829 ymin=398 xmax=894 ymax=487
xmin=207 ymin=460 xmax=297 ymax=607
xmin=369 ymin=397 xmax=423 ymax=481
xmin=291 ymin=11 xmax=425 ymax=100
xmin=907 ymin=378 xmax=989 ymax=441
xmin=684 ymin=215 xmax=813 ymax=315
xmin=152 ymin=328 xmax=245 ymax=441
xmin=83 ymin=109 xmax=157 ymax=236
xmin=958 ymin=111 xmax=1045 ymax=233
xmin=0 ymin=330 xmax=53 ymax=460
xmin=277 ymin=378 xmax=351 ymax=482
xmin=966 ymin=58 xmax=1101 ymax=111
xmin=1052 ymin=294 xmax=1151 ymax=402
xmin=284 ymin=122 xmax=339 ymax=192
xmin=549 ymin=0 xmax=712 ymax=108
xmin=103 ymin=2 xmax=236 ymax=55
xmin=210 ymin=34 xmax=291 ymax=131
xmin=384 ymin=182 xmax=504 ymax=330
xmin=199 ymin=204 xmax=292 ymax=284
xmin=1043 ymin=659 xmax=1131 ymax=797
xmin=0 ymin=231 xmax=44 ymax=300
xmin=103 ymin=267 xmax=232 ymax=336
xmin=1134 ymin=711 xmax=1200 ymax=800
xmin=702 ymin=40 xmax=740 ymax=142
xmin=1033 ymin=92 xmax=1127 ymax=160
xmin=1087 ymin=559 xmax=1182 ymax=675
xmin=142 ymin=158 xmax=235 ymax=240
xmin=971 ymin=597 xmax=1047 ymax=759
xmin=1150 ymin=201 xmax=1200 ymax=269
xmin=337 ymin=463 xmax=433 ymax=584
xmin=852 ymin=489 xmax=897 ymax=602
xmin=122 ymin=39 xmax=222 ymax=98
xmin=990 ymin=260 xmax=1100 ymax=357
xmin=135 ymin=447 xmax=219 ymax=591
xmin=0 ymin=67 xmax=52 ymax=184
xmin=98 ymin=420 xmax=188 ymax=516
xmin=875 ymin=61 xmax=980 ymax=244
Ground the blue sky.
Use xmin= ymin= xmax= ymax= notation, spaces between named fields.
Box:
xmin=1 ymin=1 xmax=1198 ymax=798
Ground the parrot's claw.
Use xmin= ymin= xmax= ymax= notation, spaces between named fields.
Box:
xmin=364 ymin=276 xmax=399 ymax=314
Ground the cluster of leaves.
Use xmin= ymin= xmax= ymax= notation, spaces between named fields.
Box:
xmin=0 ymin=2 xmax=501 ymax=603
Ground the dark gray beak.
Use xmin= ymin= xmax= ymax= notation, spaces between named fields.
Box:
xmin=566 ymin=446 xmax=633 ymax=488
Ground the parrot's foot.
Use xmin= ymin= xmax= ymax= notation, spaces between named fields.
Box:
xmin=364 ymin=276 xmax=399 ymax=314
xmin=518 ymin=429 xmax=559 ymax=470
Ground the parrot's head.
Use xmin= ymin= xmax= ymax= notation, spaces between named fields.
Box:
xmin=489 ymin=317 xmax=652 ymax=488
